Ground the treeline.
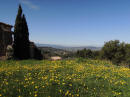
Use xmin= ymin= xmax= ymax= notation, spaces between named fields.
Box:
xmin=76 ymin=40 xmax=130 ymax=67
xmin=77 ymin=49 xmax=100 ymax=59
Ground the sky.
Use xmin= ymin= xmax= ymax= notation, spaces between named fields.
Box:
xmin=1 ymin=0 xmax=130 ymax=47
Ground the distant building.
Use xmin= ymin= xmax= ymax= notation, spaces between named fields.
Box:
xmin=0 ymin=22 xmax=13 ymax=58
xmin=51 ymin=56 xmax=62 ymax=61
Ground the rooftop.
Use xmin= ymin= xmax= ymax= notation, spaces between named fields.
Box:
xmin=0 ymin=22 xmax=13 ymax=27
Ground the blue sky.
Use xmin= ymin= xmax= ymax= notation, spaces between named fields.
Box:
xmin=1 ymin=0 xmax=130 ymax=46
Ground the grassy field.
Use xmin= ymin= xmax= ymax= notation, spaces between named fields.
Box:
xmin=0 ymin=59 xmax=130 ymax=97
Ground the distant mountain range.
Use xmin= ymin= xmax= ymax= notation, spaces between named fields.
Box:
xmin=36 ymin=43 xmax=102 ymax=51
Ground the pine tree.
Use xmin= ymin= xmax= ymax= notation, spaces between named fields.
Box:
xmin=13 ymin=5 xmax=30 ymax=59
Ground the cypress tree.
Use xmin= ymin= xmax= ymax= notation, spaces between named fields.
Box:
xmin=21 ymin=14 xmax=30 ymax=59
xmin=13 ymin=5 xmax=23 ymax=59
xmin=13 ymin=5 xmax=30 ymax=59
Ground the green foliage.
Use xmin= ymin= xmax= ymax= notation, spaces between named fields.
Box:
xmin=101 ymin=40 xmax=125 ymax=64
xmin=76 ymin=49 xmax=100 ymax=59
xmin=76 ymin=40 xmax=130 ymax=66
xmin=101 ymin=40 xmax=130 ymax=66
xmin=123 ymin=44 xmax=130 ymax=67
xmin=77 ymin=49 xmax=92 ymax=58
xmin=0 ymin=59 xmax=129 ymax=97
xmin=101 ymin=40 xmax=120 ymax=60
xmin=92 ymin=50 xmax=100 ymax=59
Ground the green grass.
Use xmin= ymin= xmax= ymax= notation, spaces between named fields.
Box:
xmin=0 ymin=59 xmax=129 ymax=97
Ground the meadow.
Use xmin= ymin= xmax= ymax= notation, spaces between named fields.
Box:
xmin=0 ymin=59 xmax=130 ymax=97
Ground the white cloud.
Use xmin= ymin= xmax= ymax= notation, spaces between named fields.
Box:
xmin=20 ymin=0 xmax=39 ymax=10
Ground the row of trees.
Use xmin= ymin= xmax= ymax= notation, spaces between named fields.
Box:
xmin=77 ymin=49 xmax=99 ymax=59
xmin=76 ymin=40 xmax=130 ymax=67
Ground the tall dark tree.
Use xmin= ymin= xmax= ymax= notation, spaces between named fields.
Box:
xmin=13 ymin=5 xmax=23 ymax=59
xmin=21 ymin=14 xmax=30 ymax=59
xmin=13 ymin=5 xmax=30 ymax=59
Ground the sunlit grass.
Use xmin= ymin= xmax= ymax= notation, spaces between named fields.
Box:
xmin=0 ymin=59 xmax=129 ymax=97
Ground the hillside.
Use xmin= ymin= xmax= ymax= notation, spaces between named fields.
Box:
xmin=38 ymin=47 xmax=72 ymax=58
xmin=0 ymin=59 xmax=129 ymax=97
xmin=36 ymin=43 xmax=101 ymax=51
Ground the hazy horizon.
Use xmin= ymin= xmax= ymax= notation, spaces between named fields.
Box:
xmin=36 ymin=42 xmax=103 ymax=47
xmin=1 ymin=0 xmax=130 ymax=46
